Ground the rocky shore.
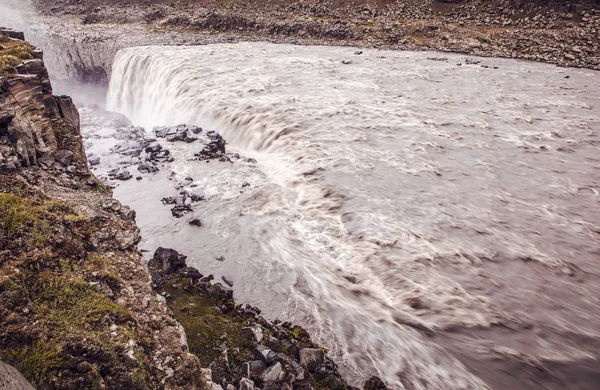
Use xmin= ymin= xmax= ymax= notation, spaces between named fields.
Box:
xmin=0 ymin=30 xmax=386 ymax=389
xmin=32 ymin=0 xmax=600 ymax=71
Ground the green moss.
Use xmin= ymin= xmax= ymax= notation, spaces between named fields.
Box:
xmin=0 ymin=193 xmax=43 ymax=233
xmin=32 ymin=273 xmax=132 ymax=332
xmin=162 ymin=282 xmax=252 ymax=366
xmin=8 ymin=341 xmax=62 ymax=383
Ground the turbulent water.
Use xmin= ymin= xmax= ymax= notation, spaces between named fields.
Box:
xmin=104 ymin=43 xmax=600 ymax=390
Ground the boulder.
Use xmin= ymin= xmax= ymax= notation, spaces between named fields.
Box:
xmin=55 ymin=149 xmax=74 ymax=165
xmin=299 ymin=348 xmax=325 ymax=371
xmin=254 ymin=345 xmax=277 ymax=364
xmin=260 ymin=362 xmax=285 ymax=383
xmin=153 ymin=247 xmax=187 ymax=274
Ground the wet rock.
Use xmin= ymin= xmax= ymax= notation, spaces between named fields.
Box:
xmin=171 ymin=204 xmax=193 ymax=218
xmin=314 ymin=357 xmax=338 ymax=380
xmin=55 ymin=149 xmax=74 ymax=166
xmin=189 ymin=218 xmax=202 ymax=227
xmin=137 ymin=163 xmax=159 ymax=173
xmin=88 ymin=156 xmax=100 ymax=166
xmin=108 ymin=169 xmax=132 ymax=181
xmin=221 ymin=276 xmax=234 ymax=287
xmin=184 ymin=267 xmax=203 ymax=283
xmin=299 ymin=348 xmax=325 ymax=371
xmin=145 ymin=142 xmax=162 ymax=153
xmin=242 ymin=182 xmax=250 ymax=188
xmin=153 ymin=247 xmax=187 ymax=274
xmin=363 ymin=376 xmax=387 ymax=390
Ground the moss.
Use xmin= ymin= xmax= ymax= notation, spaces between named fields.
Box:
xmin=8 ymin=340 xmax=63 ymax=383
xmin=32 ymin=272 xmax=132 ymax=331
xmin=64 ymin=213 xmax=90 ymax=223
xmin=0 ymin=193 xmax=43 ymax=234
xmin=0 ymin=39 xmax=35 ymax=75
xmin=162 ymin=282 xmax=252 ymax=367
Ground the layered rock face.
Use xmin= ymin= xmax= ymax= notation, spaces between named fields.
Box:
xmin=0 ymin=30 xmax=203 ymax=389
xmin=0 ymin=29 xmax=86 ymax=171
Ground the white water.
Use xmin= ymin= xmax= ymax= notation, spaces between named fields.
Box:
xmin=106 ymin=43 xmax=600 ymax=389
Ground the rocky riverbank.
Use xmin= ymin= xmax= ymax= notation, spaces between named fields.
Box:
xmin=32 ymin=0 xmax=600 ymax=71
xmin=0 ymin=30 xmax=386 ymax=389
xmin=149 ymin=247 xmax=387 ymax=390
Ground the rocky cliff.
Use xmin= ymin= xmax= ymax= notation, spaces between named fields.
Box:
xmin=0 ymin=29 xmax=202 ymax=389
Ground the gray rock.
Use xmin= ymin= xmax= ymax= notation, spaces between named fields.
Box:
xmin=0 ymin=360 xmax=35 ymax=389
xmin=88 ymin=156 xmax=101 ymax=166
xmin=254 ymin=345 xmax=277 ymax=364
xmin=238 ymin=378 xmax=255 ymax=390
xmin=55 ymin=149 xmax=74 ymax=165
xmin=299 ymin=348 xmax=325 ymax=371
xmin=260 ymin=362 xmax=285 ymax=383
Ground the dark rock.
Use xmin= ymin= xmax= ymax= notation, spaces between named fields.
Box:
xmin=254 ymin=345 xmax=277 ymax=364
xmin=299 ymin=348 xmax=325 ymax=371
xmin=184 ymin=267 xmax=203 ymax=282
xmin=136 ymin=176 xmax=143 ymax=180
xmin=137 ymin=163 xmax=159 ymax=173
xmin=171 ymin=204 xmax=193 ymax=218
xmin=189 ymin=218 xmax=202 ymax=227
xmin=221 ymin=276 xmax=234 ymax=287
xmin=363 ymin=376 xmax=387 ymax=390
xmin=153 ymin=247 xmax=187 ymax=274
xmin=314 ymin=357 xmax=338 ymax=380
xmin=242 ymin=182 xmax=250 ymax=188
xmin=215 ymin=256 xmax=225 ymax=262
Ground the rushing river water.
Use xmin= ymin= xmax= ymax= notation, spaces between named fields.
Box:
xmin=102 ymin=43 xmax=600 ymax=390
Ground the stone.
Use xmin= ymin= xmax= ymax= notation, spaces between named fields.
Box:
xmin=254 ymin=345 xmax=277 ymax=364
xmin=0 ymin=360 xmax=35 ymax=389
xmin=189 ymin=218 xmax=202 ymax=226
xmin=260 ymin=362 xmax=285 ymax=383
xmin=88 ymin=156 xmax=100 ymax=166
xmin=55 ymin=149 xmax=74 ymax=165
xmin=299 ymin=348 xmax=325 ymax=371
xmin=363 ymin=376 xmax=387 ymax=390
xmin=221 ymin=276 xmax=233 ymax=287
xmin=246 ymin=360 xmax=267 ymax=377
xmin=238 ymin=378 xmax=255 ymax=390
xmin=153 ymin=247 xmax=187 ymax=274
xmin=137 ymin=163 xmax=159 ymax=173
xmin=241 ymin=325 xmax=263 ymax=343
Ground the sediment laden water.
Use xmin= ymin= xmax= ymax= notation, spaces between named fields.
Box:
xmin=106 ymin=43 xmax=600 ymax=390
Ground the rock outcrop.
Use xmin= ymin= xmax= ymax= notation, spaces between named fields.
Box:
xmin=0 ymin=29 xmax=86 ymax=171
